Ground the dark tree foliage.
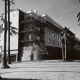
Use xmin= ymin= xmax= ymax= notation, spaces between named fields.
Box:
xmin=77 ymin=0 xmax=80 ymax=26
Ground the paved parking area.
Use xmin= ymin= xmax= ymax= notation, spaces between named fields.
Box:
xmin=0 ymin=60 xmax=80 ymax=80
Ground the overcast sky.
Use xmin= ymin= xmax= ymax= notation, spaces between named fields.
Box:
xmin=0 ymin=0 xmax=80 ymax=38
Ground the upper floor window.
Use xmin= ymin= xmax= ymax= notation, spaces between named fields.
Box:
xmin=47 ymin=29 xmax=50 ymax=35
xmin=47 ymin=38 xmax=50 ymax=43
xmin=31 ymin=26 xmax=35 ymax=30
xmin=25 ymin=26 xmax=31 ymax=31
xmin=57 ymin=34 xmax=59 ymax=39
xmin=27 ymin=17 xmax=30 ymax=20
xmin=52 ymin=32 xmax=55 ymax=37
xmin=37 ymin=36 xmax=40 ymax=41
xmin=35 ymin=27 xmax=40 ymax=31
xmin=32 ymin=17 xmax=34 ymax=20
xmin=52 ymin=39 xmax=55 ymax=45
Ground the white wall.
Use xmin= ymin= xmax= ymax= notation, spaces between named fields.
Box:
xmin=1 ymin=10 xmax=19 ymax=55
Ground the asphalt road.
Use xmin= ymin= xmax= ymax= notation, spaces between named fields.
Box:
xmin=0 ymin=60 xmax=80 ymax=80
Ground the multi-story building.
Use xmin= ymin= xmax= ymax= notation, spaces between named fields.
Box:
xmin=18 ymin=10 xmax=64 ymax=61
xmin=1 ymin=9 xmax=80 ymax=62
xmin=41 ymin=14 xmax=63 ymax=59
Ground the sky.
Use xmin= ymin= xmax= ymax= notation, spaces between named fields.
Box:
xmin=0 ymin=0 xmax=80 ymax=39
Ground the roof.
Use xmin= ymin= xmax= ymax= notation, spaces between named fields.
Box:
xmin=75 ymin=37 xmax=80 ymax=42
xmin=41 ymin=14 xmax=63 ymax=31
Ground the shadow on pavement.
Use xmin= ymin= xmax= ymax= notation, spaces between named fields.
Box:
xmin=2 ymin=78 xmax=39 ymax=80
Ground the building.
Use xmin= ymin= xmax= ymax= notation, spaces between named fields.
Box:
xmin=1 ymin=9 xmax=23 ymax=62
xmin=1 ymin=9 xmax=80 ymax=62
xmin=74 ymin=37 xmax=80 ymax=59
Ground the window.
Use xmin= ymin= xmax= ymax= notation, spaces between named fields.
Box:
xmin=47 ymin=38 xmax=50 ymax=43
xmin=24 ymin=35 xmax=29 ymax=40
xmin=47 ymin=29 xmax=50 ymax=35
xmin=56 ymin=41 xmax=59 ymax=46
xmin=31 ymin=26 xmax=35 ymax=30
xmin=27 ymin=17 xmax=30 ymax=20
xmin=57 ymin=35 xmax=59 ymax=38
xmin=37 ymin=36 xmax=40 ymax=41
xmin=53 ymin=40 xmax=55 ymax=45
xmin=25 ymin=26 xmax=31 ymax=31
xmin=29 ymin=35 xmax=31 ymax=40
xmin=34 ymin=26 xmax=40 ymax=31
xmin=52 ymin=32 xmax=55 ymax=37
xmin=52 ymin=39 xmax=55 ymax=45
xmin=32 ymin=17 xmax=34 ymax=20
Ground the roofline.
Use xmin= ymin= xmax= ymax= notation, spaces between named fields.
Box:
xmin=41 ymin=14 xmax=63 ymax=31
xmin=75 ymin=37 xmax=80 ymax=42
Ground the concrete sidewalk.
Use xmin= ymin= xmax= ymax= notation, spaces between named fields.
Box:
xmin=0 ymin=60 xmax=80 ymax=80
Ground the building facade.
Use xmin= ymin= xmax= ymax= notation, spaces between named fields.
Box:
xmin=1 ymin=9 xmax=80 ymax=62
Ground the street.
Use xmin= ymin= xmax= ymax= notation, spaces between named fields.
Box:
xmin=0 ymin=60 xmax=80 ymax=80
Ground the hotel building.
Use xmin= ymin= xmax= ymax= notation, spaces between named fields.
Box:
xmin=1 ymin=9 xmax=80 ymax=62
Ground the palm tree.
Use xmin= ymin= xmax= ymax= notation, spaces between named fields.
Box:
xmin=1 ymin=13 xmax=18 ymax=67
xmin=8 ymin=0 xmax=10 ymax=64
xmin=1 ymin=0 xmax=16 ymax=65
xmin=2 ymin=22 xmax=18 ymax=63
xmin=60 ymin=30 xmax=67 ymax=61
xmin=1 ymin=0 xmax=9 ymax=68
xmin=32 ymin=42 xmax=48 ymax=60
xmin=77 ymin=12 xmax=80 ymax=26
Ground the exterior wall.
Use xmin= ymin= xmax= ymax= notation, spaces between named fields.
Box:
xmin=10 ymin=10 xmax=19 ymax=51
xmin=19 ymin=11 xmax=43 ymax=61
xmin=2 ymin=9 xmax=80 ymax=61
xmin=74 ymin=39 xmax=80 ymax=59
xmin=43 ymin=27 xmax=62 ymax=59
xmin=1 ymin=10 xmax=19 ymax=62
xmin=44 ymin=27 xmax=61 ymax=48
xmin=21 ymin=45 xmax=33 ymax=61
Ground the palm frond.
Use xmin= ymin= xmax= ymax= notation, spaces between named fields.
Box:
xmin=2 ymin=25 xmax=18 ymax=36
xmin=77 ymin=12 xmax=80 ymax=18
xmin=78 ymin=23 xmax=80 ymax=26
xmin=78 ymin=17 xmax=80 ymax=22
xmin=10 ymin=32 xmax=13 ymax=36
xmin=10 ymin=26 xmax=18 ymax=30
xmin=10 ymin=28 xmax=18 ymax=35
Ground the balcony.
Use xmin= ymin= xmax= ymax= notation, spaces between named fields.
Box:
xmin=21 ymin=19 xmax=41 ymax=25
xmin=20 ymin=30 xmax=43 ymax=36
xmin=20 ymin=36 xmax=41 ymax=43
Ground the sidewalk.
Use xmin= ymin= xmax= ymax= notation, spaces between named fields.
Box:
xmin=0 ymin=60 xmax=80 ymax=80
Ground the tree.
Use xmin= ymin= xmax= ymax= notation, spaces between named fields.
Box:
xmin=1 ymin=0 xmax=17 ymax=68
xmin=77 ymin=0 xmax=80 ymax=26
xmin=32 ymin=42 xmax=48 ymax=60
xmin=60 ymin=31 xmax=65 ymax=60
xmin=1 ymin=0 xmax=9 ymax=68
xmin=1 ymin=21 xmax=18 ymax=64
xmin=60 ymin=29 xmax=67 ymax=61
xmin=77 ymin=12 xmax=80 ymax=26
